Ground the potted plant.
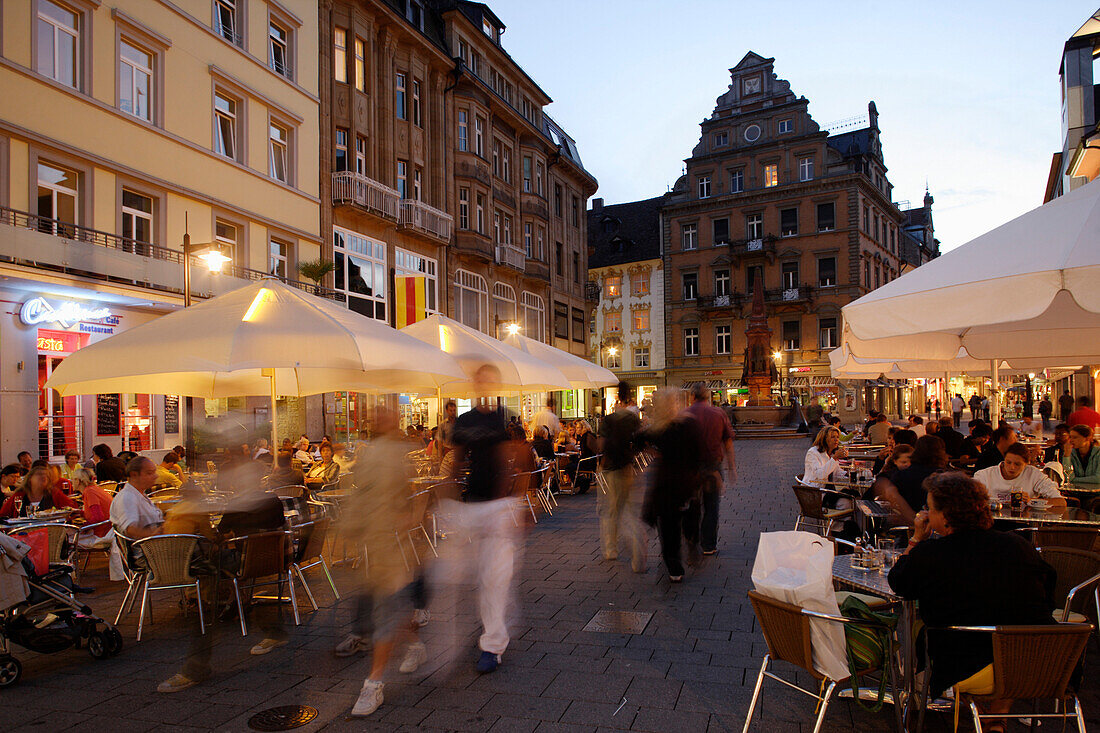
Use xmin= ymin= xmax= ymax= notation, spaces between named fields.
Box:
xmin=297 ymin=258 xmax=335 ymax=285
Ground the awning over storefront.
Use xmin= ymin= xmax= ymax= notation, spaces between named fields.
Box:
xmin=681 ymin=380 xmax=726 ymax=390
xmin=811 ymin=376 xmax=836 ymax=387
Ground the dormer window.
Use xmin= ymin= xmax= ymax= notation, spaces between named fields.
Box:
xmin=482 ymin=18 xmax=494 ymax=39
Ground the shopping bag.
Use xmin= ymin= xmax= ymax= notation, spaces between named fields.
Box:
xmin=22 ymin=528 xmax=49 ymax=576
xmin=751 ymin=530 xmax=849 ymax=681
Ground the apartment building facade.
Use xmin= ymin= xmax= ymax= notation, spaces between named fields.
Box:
xmin=0 ymin=0 xmax=322 ymax=460
xmin=662 ymin=52 xmax=929 ymax=412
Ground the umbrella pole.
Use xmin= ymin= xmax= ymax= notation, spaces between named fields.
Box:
xmin=990 ymin=360 xmax=1000 ymax=425
xmin=264 ymin=368 xmax=277 ymax=452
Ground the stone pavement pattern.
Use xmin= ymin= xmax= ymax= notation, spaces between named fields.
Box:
xmin=3 ymin=440 xmax=1098 ymax=731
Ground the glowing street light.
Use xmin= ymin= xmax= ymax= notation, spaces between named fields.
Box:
xmin=505 ymin=322 xmax=521 ymax=336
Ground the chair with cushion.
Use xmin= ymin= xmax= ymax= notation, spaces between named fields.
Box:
xmin=1036 ymin=546 xmax=1100 ymax=626
xmin=792 ymin=484 xmax=852 ymax=536
xmin=744 ymin=589 xmax=902 ymax=733
xmin=129 ymin=533 xmax=206 ymax=642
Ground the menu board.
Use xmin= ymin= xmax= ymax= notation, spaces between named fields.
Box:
xmin=164 ymin=395 xmax=180 ymax=434
xmin=96 ymin=393 xmax=121 ymax=436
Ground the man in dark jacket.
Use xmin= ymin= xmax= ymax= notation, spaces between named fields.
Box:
xmin=1059 ymin=390 xmax=1075 ymax=421
xmin=935 ymin=417 xmax=966 ymax=458
xmin=92 ymin=443 xmax=127 ymax=482
xmin=975 ymin=425 xmax=1017 ymax=471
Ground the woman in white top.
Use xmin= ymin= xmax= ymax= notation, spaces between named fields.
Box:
xmin=804 ymin=426 xmax=848 ymax=486
xmin=973 ymin=443 xmax=1065 ymax=506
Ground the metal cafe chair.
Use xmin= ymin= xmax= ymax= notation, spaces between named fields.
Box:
xmin=405 ymin=488 xmax=439 ymax=563
xmin=1036 ymin=547 xmax=1100 ymax=627
xmin=792 ymin=482 xmax=853 ymax=536
xmin=129 ymin=533 xmax=207 ymax=642
xmin=288 ymin=519 xmax=340 ymax=611
xmin=744 ymin=589 xmax=902 ymax=733
xmin=224 ymin=530 xmax=300 ymax=636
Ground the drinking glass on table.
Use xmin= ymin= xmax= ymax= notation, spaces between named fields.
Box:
xmin=13 ymin=496 xmax=23 ymax=516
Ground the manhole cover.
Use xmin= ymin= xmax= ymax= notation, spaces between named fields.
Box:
xmin=582 ymin=609 xmax=653 ymax=634
xmin=248 ymin=706 xmax=319 ymax=731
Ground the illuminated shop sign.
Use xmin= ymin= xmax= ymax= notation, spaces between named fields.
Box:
xmin=20 ymin=297 xmax=117 ymax=330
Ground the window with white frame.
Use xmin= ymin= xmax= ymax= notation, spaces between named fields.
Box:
xmin=698 ymin=176 xmax=711 ymax=198
xmin=333 ymin=27 xmax=347 ymax=82
xmin=502 ymin=146 xmax=512 ymax=184
xmin=799 ymin=157 xmax=814 ymax=182
xmin=493 ymin=210 xmax=501 ymax=244
xmin=682 ymin=272 xmax=698 ymax=300
xmin=521 ymin=291 xmax=544 ymax=341
xmin=269 ymin=122 xmax=289 ymax=183
xmin=492 ymin=282 xmax=517 ymax=337
xmin=268 ymin=19 xmax=290 ymax=78
xmin=503 ymin=214 xmax=512 ymax=246
xmin=474 ymin=116 xmax=484 ymax=157
xmin=633 ymin=346 xmax=650 ymax=369
xmin=714 ymin=269 xmax=730 ymax=297
xmin=38 ymin=0 xmax=80 ymax=88
xmin=334 ymin=128 xmax=348 ymax=172
xmin=522 ymin=155 xmax=532 ymax=192
xmin=605 ymin=311 xmax=621 ymax=333
xmin=714 ymin=131 xmax=728 ymax=147
xmin=782 ymin=320 xmax=800 ymax=350
xmin=606 ymin=350 xmax=621 ymax=369
xmin=215 ymin=0 xmax=241 ymax=46
xmin=121 ymin=189 xmax=153 ymax=254
xmin=715 ymin=324 xmax=731 ymax=355
xmin=119 ymin=39 xmax=153 ymax=121
xmin=412 ymin=78 xmax=422 ymax=127
xmin=632 ymin=307 xmax=650 ymax=332
xmin=475 ymin=193 xmax=485 ymax=233
xmin=523 ymin=222 xmax=532 ymax=256
xmin=781 ymin=261 xmax=799 ymax=290
xmin=354 ymin=37 xmax=365 ymax=91
xmin=746 ymin=213 xmax=763 ymax=239
xmin=684 ymin=327 xmax=699 ymax=356
xmin=396 ymin=160 xmax=407 ymax=199
xmin=535 ymin=225 xmax=545 ymax=260
xmin=355 ymin=135 xmax=366 ymax=175
xmin=730 ymin=169 xmax=744 ymax=193
xmin=215 ymin=220 xmax=237 ymax=264
xmin=778 ymin=118 xmax=792 ymax=133
xmin=819 ymin=317 xmax=837 ymax=349
xmin=458 ymin=187 xmax=469 ymax=229
xmin=491 ymin=140 xmax=500 ymax=178
xmin=631 ymin=271 xmax=650 ymax=297
xmin=395 ymin=73 xmax=407 ymax=120
xmin=333 ymin=227 xmax=387 ymax=322
xmin=269 ymin=239 xmax=288 ymax=277
xmin=535 ymin=161 xmax=544 ymax=196
xmin=682 ymin=223 xmax=697 ymax=250
xmin=36 ymin=162 xmax=78 ymax=231
xmin=395 ymin=247 xmax=438 ymax=313
xmin=214 ymin=90 xmax=239 ymax=160
xmin=457 ymin=110 xmax=468 ymax=151
xmin=454 ymin=269 xmax=487 ymax=331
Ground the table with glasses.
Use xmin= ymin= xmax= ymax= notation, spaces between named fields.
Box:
xmin=990 ymin=504 xmax=1100 ymax=527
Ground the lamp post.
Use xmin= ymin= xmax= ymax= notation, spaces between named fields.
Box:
xmin=772 ymin=350 xmax=784 ymax=404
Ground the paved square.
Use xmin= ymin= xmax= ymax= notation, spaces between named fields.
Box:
xmin=582 ymin=610 xmax=653 ymax=635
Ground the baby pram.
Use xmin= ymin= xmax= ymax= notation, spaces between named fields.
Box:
xmin=0 ymin=531 xmax=122 ymax=687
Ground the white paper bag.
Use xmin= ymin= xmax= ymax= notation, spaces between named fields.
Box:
xmin=751 ymin=530 xmax=849 ymax=681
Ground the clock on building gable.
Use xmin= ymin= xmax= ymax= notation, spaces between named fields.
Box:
xmin=742 ymin=75 xmax=762 ymax=95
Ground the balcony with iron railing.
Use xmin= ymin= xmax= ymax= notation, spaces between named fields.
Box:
xmin=495 ymin=244 xmax=526 ymax=271
xmin=728 ymin=235 xmax=778 ymax=261
xmin=0 ymin=205 xmax=342 ymax=301
xmin=331 ymin=171 xmax=400 ymax=221
xmin=398 ymin=199 xmax=453 ymax=244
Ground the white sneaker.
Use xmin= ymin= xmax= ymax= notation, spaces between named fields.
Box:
xmin=334 ymin=633 xmax=368 ymax=657
xmin=250 ymin=638 xmax=288 ymax=656
xmin=412 ymin=608 xmax=430 ymax=627
xmin=399 ymin=642 xmax=426 ymax=673
xmin=351 ymin=679 xmax=384 ymax=717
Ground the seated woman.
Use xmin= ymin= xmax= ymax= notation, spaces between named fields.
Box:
xmin=0 ymin=465 xmax=77 ymax=518
xmin=60 ymin=450 xmax=83 ymax=481
xmin=1068 ymin=424 xmax=1100 ymax=483
xmin=304 ymin=442 xmax=340 ymax=492
xmin=803 ymin=425 xmax=847 ymax=487
xmin=570 ymin=420 xmax=600 ymax=492
xmin=69 ymin=467 xmax=116 ymax=548
xmin=530 ymin=426 xmax=556 ymax=461
xmin=888 ymin=472 xmax=1056 ymax=727
xmin=871 ymin=428 xmax=898 ymax=475
xmin=874 ymin=435 xmax=949 ymax=523
xmin=974 ymin=443 xmax=1066 ymax=506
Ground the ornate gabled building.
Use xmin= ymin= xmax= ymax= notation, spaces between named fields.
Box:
xmin=660 ymin=52 xmax=933 ymax=413
xmin=586 ymin=196 xmax=665 ymax=411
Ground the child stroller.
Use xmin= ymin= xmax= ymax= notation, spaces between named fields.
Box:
xmin=0 ymin=534 xmax=123 ymax=687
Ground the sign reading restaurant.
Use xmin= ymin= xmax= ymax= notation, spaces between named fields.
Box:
xmin=19 ymin=297 xmax=118 ymax=333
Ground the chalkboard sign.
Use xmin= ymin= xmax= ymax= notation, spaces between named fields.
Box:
xmin=97 ymin=393 xmax=121 ymax=436
xmin=164 ymin=395 xmax=180 ymax=434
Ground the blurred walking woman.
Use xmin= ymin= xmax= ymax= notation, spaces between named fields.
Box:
xmin=639 ymin=388 xmax=703 ymax=583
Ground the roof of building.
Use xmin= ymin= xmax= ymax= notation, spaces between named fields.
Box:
xmin=826 ymin=128 xmax=873 ymax=159
xmin=902 ymin=206 xmax=930 ymax=229
xmin=587 ymin=196 xmax=666 ymax=268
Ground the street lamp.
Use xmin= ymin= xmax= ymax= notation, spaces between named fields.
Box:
xmin=606 ymin=346 xmax=618 ymax=368
xmin=505 ymin=322 xmax=521 ymax=336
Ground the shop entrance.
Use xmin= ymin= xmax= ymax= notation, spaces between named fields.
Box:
xmin=37 ymin=353 xmax=81 ymax=461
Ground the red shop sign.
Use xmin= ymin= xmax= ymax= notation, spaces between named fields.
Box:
xmin=36 ymin=329 xmax=87 ymax=354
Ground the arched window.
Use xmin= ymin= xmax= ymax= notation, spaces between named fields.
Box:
xmin=492 ymin=282 xmax=516 ymax=338
xmin=454 ymin=270 xmax=487 ymax=332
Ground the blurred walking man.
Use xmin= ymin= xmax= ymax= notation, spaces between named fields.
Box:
xmin=686 ymin=384 xmax=735 ymax=556
xmin=598 ymin=382 xmax=643 ymax=571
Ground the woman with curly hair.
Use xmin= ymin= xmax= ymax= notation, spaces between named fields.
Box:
xmin=888 ymin=472 xmax=1055 ymax=726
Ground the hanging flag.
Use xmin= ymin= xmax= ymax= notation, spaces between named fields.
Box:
xmin=394 ymin=275 xmax=428 ymax=328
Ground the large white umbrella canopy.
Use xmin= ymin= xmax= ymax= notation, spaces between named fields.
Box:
xmin=399 ymin=314 xmax=571 ymax=397
xmin=839 ymin=176 xmax=1100 ymax=363
xmin=828 ymin=344 xmax=1080 ymax=379
xmin=502 ymin=331 xmax=617 ymax=389
xmin=45 ymin=278 xmax=466 ymax=398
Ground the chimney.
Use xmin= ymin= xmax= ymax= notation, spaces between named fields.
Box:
xmin=591 ymin=197 xmax=603 ymax=212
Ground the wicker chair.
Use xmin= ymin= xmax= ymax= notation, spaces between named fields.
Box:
xmin=5 ymin=523 xmax=78 ymax=568
xmin=129 ymin=533 xmax=206 ymax=642
xmin=744 ymin=589 xmax=902 ymax=733
xmin=944 ymin=623 xmax=1091 ymax=733
xmin=1036 ymin=547 xmax=1100 ymax=625
xmin=289 ymin=519 xmax=339 ymax=610
xmin=225 ymin=530 xmax=299 ymax=636
xmin=792 ymin=484 xmax=853 ymax=536
xmin=1031 ymin=527 xmax=1100 ymax=552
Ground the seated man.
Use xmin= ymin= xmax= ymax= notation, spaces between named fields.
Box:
xmin=907 ymin=415 xmax=926 ymax=438
xmin=264 ymin=450 xmax=305 ymax=489
xmin=109 ymin=456 xmax=164 ymax=540
xmin=936 ymin=417 xmax=966 ymax=458
xmin=974 ymin=443 xmax=1065 ymax=506
xmin=155 ymin=452 xmax=184 ymax=488
xmin=974 ymin=425 xmax=1017 ymax=471
xmin=954 ymin=423 xmax=993 ymax=467
xmin=304 ymin=442 xmax=340 ymax=491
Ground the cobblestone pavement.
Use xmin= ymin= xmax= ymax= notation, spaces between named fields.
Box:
xmin=3 ymin=440 xmax=1098 ymax=731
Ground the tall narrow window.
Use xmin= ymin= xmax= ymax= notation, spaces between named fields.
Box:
xmin=458 ymin=188 xmax=469 ymax=229
xmin=522 ymin=156 xmax=532 ymax=192
xmin=634 ymin=346 xmax=650 ymax=369
xmin=554 ymin=184 xmax=563 ymax=217
xmin=412 ymin=79 xmax=422 ymax=127
xmin=269 ymin=240 xmax=288 ymax=277
xmin=474 ymin=116 xmax=485 ymax=157
xmin=37 ymin=162 xmax=79 ymax=234
xmin=457 ymin=110 xmax=468 ymax=151
xmin=535 ymin=161 xmax=544 ymax=196
xmin=38 ymin=0 xmax=79 ymax=88
xmin=763 ymin=164 xmax=778 ymax=187
xmin=819 ymin=317 xmax=838 ymax=349
xmin=119 ymin=39 xmax=153 ymax=121
xmin=269 ymin=20 xmax=290 ymax=77
xmin=682 ymin=273 xmax=698 ymax=300
xmin=395 ymin=73 xmax=407 ymax=120
xmin=215 ymin=220 xmax=237 ymax=264
xmin=782 ymin=320 xmax=800 ymax=350
xmin=355 ymin=135 xmax=366 ymax=175
xmin=333 ymin=27 xmax=347 ymax=83
xmin=818 ymin=257 xmax=837 ymax=287
xmin=781 ymin=262 xmax=799 ymax=290
xmin=684 ymin=328 xmax=699 ymax=357
xmin=413 ymin=168 xmax=422 ymax=201
xmin=396 ymin=161 xmax=407 ymax=199
xmin=269 ymin=122 xmax=288 ymax=183
xmin=746 ymin=213 xmax=763 ymax=240
xmin=215 ymin=0 xmax=239 ymax=45
xmin=334 ymin=128 xmax=348 ymax=172
xmin=475 ymin=193 xmax=485 ymax=233
xmin=536 ymin=225 xmax=545 ymax=260
xmin=799 ymin=157 xmax=814 ymax=182
xmin=632 ymin=307 xmax=650 ymax=331
xmin=698 ymin=176 xmax=711 ymax=198
xmin=121 ymin=189 xmax=153 ymax=254
xmin=555 ymin=242 xmax=563 ymax=275
xmin=572 ymin=195 xmax=579 ymax=227
xmin=682 ymin=223 xmax=697 ymax=250
xmin=715 ymin=325 xmax=731 ymax=355
xmin=780 ymin=208 xmax=798 ymax=236
xmin=354 ymin=37 xmax=365 ymax=92
xmin=730 ymin=169 xmax=744 ymax=193
xmin=523 ymin=222 xmax=532 ymax=256
xmin=214 ymin=92 xmax=237 ymax=160
xmin=714 ymin=269 xmax=730 ymax=297
xmin=604 ymin=275 xmax=622 ymax=298
xmin=573 ymin=251 xmax=580 ymax=283
xmin=492 ymin=140 xmax=500 ymax=178
xmin=816 ymin=202 xmax=835 ymax=232
xmin=631 ymin=272 xmax=650 ymax=296
xmin=713 ymin=218 xmax=729 ymax=244
xmin=502 ymin=146 xmax=511 ymax=183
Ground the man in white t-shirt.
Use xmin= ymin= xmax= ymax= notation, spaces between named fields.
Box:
xmin=907 ymin=415 xmax=926 ymax=437
xmin=974 ymin=443 xmax=1065 ymax=505
xmin=950 ymin=394 xmax=966 ymax=428
xmin=109 ymin=456 xmax=164 ymax=539
xmin=531 ymin=397 xmax=561 ymax=440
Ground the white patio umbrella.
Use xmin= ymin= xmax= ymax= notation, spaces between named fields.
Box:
xmin=839 ymin=175 xmax=1100 ymax=364
xmin=45 ymin=279 xmax=467 ymax=444
xmin=501 ymin=332 xmax=617 ymax=389
xmin=399 ymin=314 xmax=571 ymax=398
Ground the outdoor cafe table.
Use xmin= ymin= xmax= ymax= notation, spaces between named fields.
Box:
xmin=990 ymin=504 xmax=1100 ymax=526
